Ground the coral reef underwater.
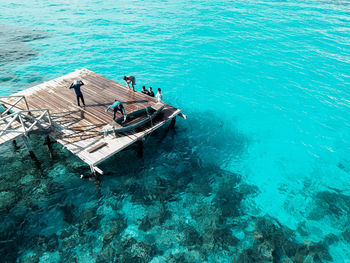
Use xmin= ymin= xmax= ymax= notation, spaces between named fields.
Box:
xmin=0 ymin=116 xmax=344 ymax=262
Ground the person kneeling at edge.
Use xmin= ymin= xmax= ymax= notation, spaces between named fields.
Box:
xmin=69 ymin=80 xmax=85 ymax=107
xmin=141 ymin=86 xmax=149 ymax=95
xmin=105 ymin=100 xmax=127 ymax=122
xmin=123 ymin=75 xmax=136 ymax=92
xmin=148 ymin=87 xmax=154 ymax=97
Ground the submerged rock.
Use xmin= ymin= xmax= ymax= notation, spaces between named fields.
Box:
xmin=323 ymin=233 xmax=339 ymax=246
xmin=103 ymin=214 xmax=126 ymax=247
xmin=180 ymin=224 xmax=203 ymax=247
xmin=19 ymin=175 xmax=36 ymax=185
xmin=138 ymin=216 xmax=152 ymax=232
xmin=60 ymin=250 xmax=78 ymax=263
xmin=166 ymin=253 xmax=187 ymax=263
xmin=213 ymin=227 xmax=239 ymax=251
xmin=46 ymin=234 xmax=59 ymax=252
xmin=116 ymin=237 xmax=159 ymax=263
xmin=20 ymin=251 xmax=40 ymax=263
xmin=60 ymin=229 xmax=83 ymax=250
xmin=236 ymin=217 xmax=332 ymax=262
xmin=60 ymin=227 xmax=74 ymax=239
xmin=97 ymin=243 xmax=115 ymax=263
xmin=0 ymin=239 xmax=19 ymax=262
xmin=138 ymin=204 xmax=171 ymax=232
xmin=58 ymin=203 xmax=76 ymax=224
xmin=39 ymin=251 xmax=60 ymax=262
xmin=308 ymin=191 xmax=350 ymax=224
xmin=0 ymin=190 xmax=16 ymax=211
xmin=212 ymin=171 xmax=257 ymax=219
xmin=79 ymin=207 xmax=102 ymax=231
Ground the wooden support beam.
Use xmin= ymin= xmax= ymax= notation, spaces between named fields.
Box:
xmin=170 ymin=116 xmax=176 ymax=129
xmin=12 ymin=140 xmax=19 ymax=150
xmin=21 ymin=135 xmax=39 ymax=163
xmin=137 ymin=140 xmax=143 ymax=158
xmin=90 ymin=164 xmax=96 ymax=176
xmin=178 ymin=112 xmax=187 ymax=119
xmin=93 ymin=166 xmax=103 ymax=175
xmin=89 ymin=165 xmax=103 ymax=176
xmin=22 ymin=135 xmax=32 ymax=151
xmin=44 ymin=136 xmax=54 ymax=159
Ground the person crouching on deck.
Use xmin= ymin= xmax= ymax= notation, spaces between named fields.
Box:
xmin=69 ymin=80 xmax=86 ymax=107
xmin=105 ymin=100 xmax=127 ymax=122
xmin=123 ymin=75 xmax=136 ymax=92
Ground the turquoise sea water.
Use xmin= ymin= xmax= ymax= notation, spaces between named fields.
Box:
xmin=0 ymin=0 xmax=350 ymax=262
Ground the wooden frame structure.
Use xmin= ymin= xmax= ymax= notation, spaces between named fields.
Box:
xmin=0 ymin=69 xmax=184 ymax=175
xmin=0 ymin=109 xmax=52 ymax=136
xmin=0 ymin=95 xmax=30 ymax=116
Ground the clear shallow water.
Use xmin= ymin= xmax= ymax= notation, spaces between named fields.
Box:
xmin=0 ymin=0 xmax=349 ymax=262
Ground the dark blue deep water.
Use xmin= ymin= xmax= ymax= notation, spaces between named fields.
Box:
xmin=0 ymin=0 xmax=350 ymax=262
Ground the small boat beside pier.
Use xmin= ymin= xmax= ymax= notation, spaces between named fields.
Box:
xmin=102 ymin=102 xmax=165 ymax=135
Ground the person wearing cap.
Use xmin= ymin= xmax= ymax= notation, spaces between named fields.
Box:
xmin=123 ymin=75 xmax=136 ymax=92
xmin=106 ymin=100 xmax=127 ymax=122
xmin=69 ymin=80 xmax=85 ymax=107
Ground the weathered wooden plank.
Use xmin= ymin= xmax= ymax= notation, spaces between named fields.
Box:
xmin=86 ymin=142 xmax=107 ymax=153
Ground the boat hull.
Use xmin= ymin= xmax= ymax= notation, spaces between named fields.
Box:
xmin=100 ymin=103 xmax=164 ymax=134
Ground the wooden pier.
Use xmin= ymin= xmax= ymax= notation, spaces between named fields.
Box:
xmin=0 ymin=69 xmax=183 ymax=174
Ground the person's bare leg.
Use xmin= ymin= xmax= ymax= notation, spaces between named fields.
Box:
xmin=131 ymin=83 xmax=135 ymax=92
xmin=124 ymin=80 xmax=131 ymax=90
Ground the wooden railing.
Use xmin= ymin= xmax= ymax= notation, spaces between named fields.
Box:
xmin=0 ymin=109 xmax=52 ymax=137
xmin=0 ymin=96 xmax=30 ymax=117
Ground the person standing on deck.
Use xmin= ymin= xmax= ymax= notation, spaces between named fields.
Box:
xmin=69 ymin=80 xmax=86 ymax=107
xmin=105 ymin=100 xmax=127 ymax=122
xmin=148 ymin=87 xmax=155 ymax=98
xmin=123 ymin=75 xmax=136 ymax=92
xmin=141 ymin=86 xmax=149 ymax=95
xmin=156 ymin=88 xmax=163 ymax=102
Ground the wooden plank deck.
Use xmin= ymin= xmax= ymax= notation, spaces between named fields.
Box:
xmin=1 ymin=68 xmax=181 ymax=169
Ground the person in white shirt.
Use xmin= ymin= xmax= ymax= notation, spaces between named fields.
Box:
xmin=156 ymin=88 xmax=163 ymax=102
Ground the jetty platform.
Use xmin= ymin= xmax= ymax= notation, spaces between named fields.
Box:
xmin=0 ymin=69 xmax=182 ymax=174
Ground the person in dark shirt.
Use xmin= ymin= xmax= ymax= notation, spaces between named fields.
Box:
xmin=141 ymin=86 xmax=149 ymax=95
xmin=106 ymin=100 xmax=127 ymax=122
xmin=123 ymin=75 xmax=136 ymax=92
xmin=148 ymin=87 xmax=155 ymax=97
xmin=69 ymin=80 xmax=85 ymax=107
